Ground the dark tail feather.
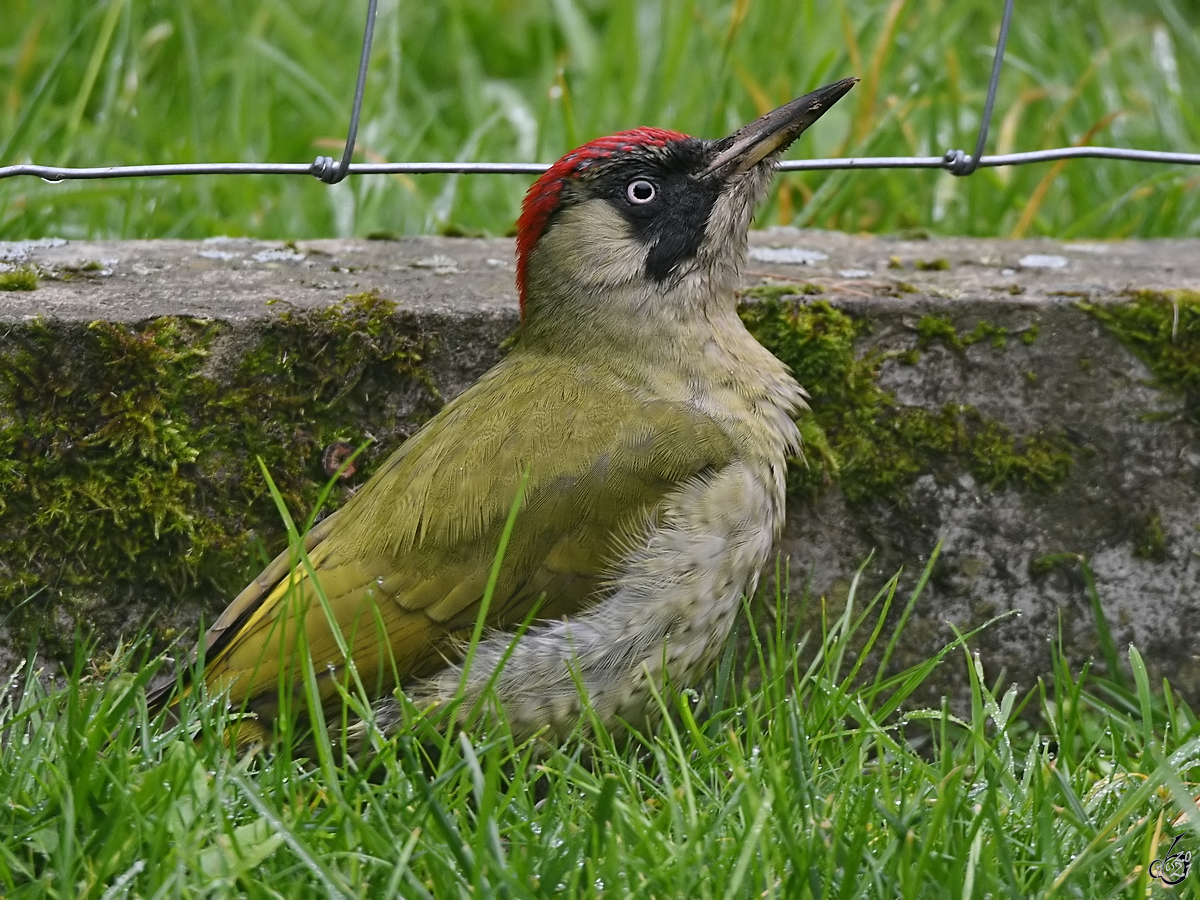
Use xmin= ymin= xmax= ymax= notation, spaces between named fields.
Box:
xmin=146 ymin=676 xmax=181 ymax=714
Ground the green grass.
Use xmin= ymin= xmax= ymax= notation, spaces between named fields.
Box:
xmin=2 ymin=0 xmax=1198 ymax=242
xmin=3 ymin=4 xmax=1200 ymax=896
xmin=2 ymin=547 xmax=1199 ymax=898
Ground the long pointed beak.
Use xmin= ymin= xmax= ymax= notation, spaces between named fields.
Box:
xmin=699 ymin=77 xmax=858 ymax=179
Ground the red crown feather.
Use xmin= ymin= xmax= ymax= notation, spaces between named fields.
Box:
xmin=514 ymin=127 xmax=687 ymax=318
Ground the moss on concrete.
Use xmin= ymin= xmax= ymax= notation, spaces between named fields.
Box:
xmin=1075 ymin=287 xmax=1199 ymax=585
xmin=900 ymin=315 xmax=1028 ymax=368
xmin=1132 ymin=510 xmax=1168 ymax=561
xmin=0 ymin=281 xmax=1094 ymax=652
xmin=914 ymin=258 xmax=951 ymax=271
xmin=0 ymin=291 xmax=438 ymax=645
xmin=1079 ymin=289 xmax=1200 ymax=425
xmin=738 ymin=290 xmax=1075 ymax=503
xmin=0 ymin=267 xmax=38 ymax=291
xmin=917 ymin=315 xmax=1010 ymax=351
xmin=740 ymin=282 xmax=825 ymax=300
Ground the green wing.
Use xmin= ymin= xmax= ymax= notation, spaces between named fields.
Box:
xmin=194 ymin=348 xmax=736 ymax=723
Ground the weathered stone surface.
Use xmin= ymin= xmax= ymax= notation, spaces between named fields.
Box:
xmin=1 ymin=230 xmax=1197 ymax=697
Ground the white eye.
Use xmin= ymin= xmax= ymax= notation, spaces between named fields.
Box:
xmin=626 ymin=179 xmax=657 ymax=204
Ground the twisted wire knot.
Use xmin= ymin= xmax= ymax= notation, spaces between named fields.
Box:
xmin=311 ymin=156 xmax=344 ymax=184
xmin=943 ymin=149 xmax=978 ymax=177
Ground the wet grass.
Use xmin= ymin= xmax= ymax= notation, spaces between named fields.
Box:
xmin=2 ymin=4 xmax=1200 ymax=896
xmin=2 ymin=547 xmax=1199 ymax=898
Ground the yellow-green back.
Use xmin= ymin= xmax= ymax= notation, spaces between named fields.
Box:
xmin=196 ymin=343 xmax=736 ymax=727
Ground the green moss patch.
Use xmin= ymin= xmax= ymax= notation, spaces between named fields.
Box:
xmin=1132 ymin=510 xmax=1168 ymax=561
xmin=738 ymin=291 xmax=1075 ymax=503
xmin=0 ymin=291 xmax=438 ymax=642
xmin=914 ymin=258 xmax=951 ymax=271
xmin=742 ymin=282 xmax=825 ymax=299
xmin=1079 ymin=289 xmax=1200 ymax=424
xmin=0 ymin=267 xmax=39 ymax=291
xmin=917 ymin=315 xmax=1010 ymax=351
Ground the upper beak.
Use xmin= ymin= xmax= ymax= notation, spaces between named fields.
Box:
xmin=699 ymin=77 xmax=858 ymax=179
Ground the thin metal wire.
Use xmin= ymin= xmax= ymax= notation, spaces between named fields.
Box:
xmin=778 ymin=148 xmax=1200 ymax=170
xmin=310 ymin=0 xmax=378 ymax=184
xmin=5 ymin=147 xmax=1199 ymax=183
xmin=0 ymin=162 xmax=548 ymax=180
xmin=944 ymin=0 xmax=1013 ymax=176
xmin=1 ymin=0 xmax=1198 ymax=184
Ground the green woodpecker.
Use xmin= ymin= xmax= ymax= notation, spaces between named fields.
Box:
xmin=154 ymin=77 xmax=857 ymax=744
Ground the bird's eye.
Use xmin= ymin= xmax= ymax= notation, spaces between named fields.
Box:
xmin=626 ymin=179 xmax=657 ymax=204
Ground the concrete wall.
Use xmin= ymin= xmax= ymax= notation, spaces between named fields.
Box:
xmin=1 ymin=229 xmax=1197 ymax=696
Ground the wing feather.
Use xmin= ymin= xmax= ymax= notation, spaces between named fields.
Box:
xmin=173 ymin=348 xmax=735 ymax=722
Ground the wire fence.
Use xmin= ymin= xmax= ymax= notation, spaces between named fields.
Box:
xmin=2 ymin=0 xmax=1198 ymax=186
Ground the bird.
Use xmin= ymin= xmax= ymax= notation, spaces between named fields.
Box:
xmin=151 ymin=77 xmax=858 ymax=747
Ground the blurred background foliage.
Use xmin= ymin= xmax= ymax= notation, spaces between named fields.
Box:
xmin=1 ymin=0 xmax=1198 ymax=241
